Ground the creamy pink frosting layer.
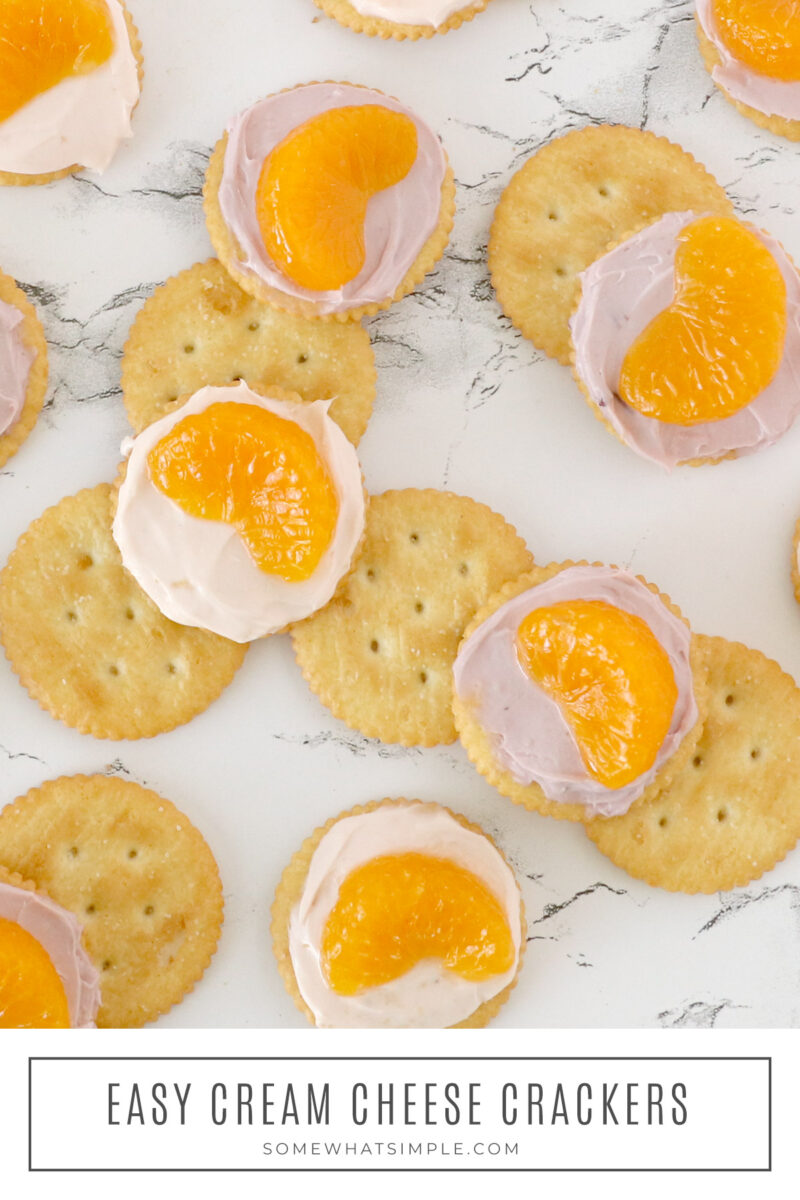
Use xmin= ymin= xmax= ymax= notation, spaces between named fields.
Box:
xmin=570 ymin=211 xmax=800 ymax=469
xmin=696 ymin=0 xmax=800 ymax=120
xmin=217 ymin=83 xmax=447 ymax=315
xmin=0 ymin=880 xmax=100 ymax=1028
xmin=453 ymin=566 xmax=698 ymax=817
xmin=0 ymin=299 xmax=33 ymax=438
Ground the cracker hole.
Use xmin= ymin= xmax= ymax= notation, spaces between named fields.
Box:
xmin=102 ymin=960 xmax=112 ymax=972
xmin=248 ymin=321 xmax=260 ymax=332
xmin=144 ymin=905 xmax=154 ymax=916
xmin=717 ymin=808 xmax=728 ymax=823
xmin=547 ymin=211 xmax=558 ymax=221
xmin=167 ymin=663 xmax=177 ymax=674
xmin=68 ymin=846 xmax=79 ymax=858
xmin=167 ymin=395 xmax=178 ymax=404
xmin=366 ymin=568 xmax=375 ymax=580
xmin=751 ymin=748 xmax=761 ymax=760
xmin=555 ymin=267 xmax=566 ymax=277
xmin=414 ymin=601 xmax=424 ymax=613
xmin=108 ymin=665 xmax=119 ymax=676
xmin=370 ymin=639 xmax=379 ymax=653
xmin=66 ymin=610 xmax=77 ymax=622
xmin=128 ymin=849 xmax=138 ymax=860
xmin=725 ymin=693 xmax=735 ymax=705
xmin=693 ymin=755 xmax=703 ymax=768
xmin=658 ymin=816 xmax=668 ymax=828
xmin=598 ymin=186 xmax=610 ymax=197
xmin=85 ymin=904 xmax=96 ymax=915
xmin=409 ymin=532 xmax=419 ymax=544
xmin=232 ymin=374 xmax=243 ymax=382
xmin=125 ymin=608 xmax=135 ymax=621
xmin=77 ymin=553 xmax=93 ymax=570
xmin=183 ymin=343 xmax=195 ymax=354
xmin=459 ymin=563 xmax=469 ymax=575
xmin=419 ymin=671 xmax=428 ymax=684
xmin=297 ymin=353 xmax=308 ymax=364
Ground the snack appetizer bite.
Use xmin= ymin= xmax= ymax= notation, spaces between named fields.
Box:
xmin=120 ymin=259 xmax=376 ymax=441
xmin=0 ymin=866 xmax=100 ymax=1028
xmin=0 ymin=775 xmax=223 ymax=1027
xmin=0 ymin=0 xmax=142 ymax=186
xmin=0 ymin=484 xmax=246 ymax=739
xmin=695 ymin=1 xmax=800 ymax=140
xmin=571 ymin=210 xmax=800 ymax=467
xmin=272 ymin=799 xmax=524 ymax=1028
xmin=0 ymin=266 xmax=47 ymax=468
xmin=453 ymin=564 xmax=706 ymax=822
xmin=291 ymin=489 xmax=532 ymax=747
xmin=586 ymin=636 xmax=800 ymax=893
xmin=204 ymin=83 xmax=455 ymax=320
xmin=113 ymin=381 xmax=366 ymax=642
xmin=313 ymin=0 xmax=493 ymax=41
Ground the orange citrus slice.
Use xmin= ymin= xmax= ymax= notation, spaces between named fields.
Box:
xmin=517 ymin=599 xmax=679 ymax=790
xmin=712 ymin=0 xmax=800 ymax=80
xmin=0 ymin=916 xmax=70 ymax=1028
xmin=321 ymin=852 xmax=515 ymax=996
xmin=618 ymin=216 xmax=787 ymax=426
xmin=255 ymin=105 xmax=419 ymax=292
xmin=0 ymin=0 xmax=114 ymax=124
xmin=148 ymin=402 xmax=339 ymax=584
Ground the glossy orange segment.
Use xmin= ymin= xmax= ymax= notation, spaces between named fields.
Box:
xmin=0 ymin=916 xmax=70 ymax=1028
xmin=0 ymin=0 xmax=114 ymax=124
xmin=517 ymin=600 xmax=679 ymax=790
xmin=148 ymin=402 xmax=339 ymax=583
xmin=256 ymin=105 xmax=419 ymax=292
xmin=712 ymin=0 xmax=800 ymax=80
xmin=618 ymin=216 xmax=787 ymax=426
xmin=321 ymin=853 xmax=515 ymax=996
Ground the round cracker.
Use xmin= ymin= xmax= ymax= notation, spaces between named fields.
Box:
xmin=203 ymin=82 xmax=456 ymax=322
xmin=271 ymin=798 xmax=525 ymax=1029
xmin=313 ymin=0 xmax=492 ymax=41
xmin=0 ymin=483 xmax=247 ymax=739
xmin=489 ymin=124 xmax=732 ymax=364
xmin=0 ymin=775 xmax=223 ymax=1027
xmin=586 ymin=635 xmax=800 ymax=893
xmin=291 ymin=489 xmax=532 ymax=747
xmin=0 ymin=3 xmax=144 ymax=188
xmin=453 ymin=562 xmax=709 ymax=823
xmin=0 ymin=268 xmax=48 ymax=468
xmin=121 ymin=259 xmax=376 ymax=440
xmin=696 ymin=19 xmax=800 ymax=143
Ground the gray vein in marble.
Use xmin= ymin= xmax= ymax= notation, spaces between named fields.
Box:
xmin=657 ymin=998 xmax=748 ymax=1028
xmin=694 ymin=884 xmax=800 ymax=938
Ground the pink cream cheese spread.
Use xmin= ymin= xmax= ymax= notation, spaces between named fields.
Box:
xmin=570 ymin=211 xmax=800 ymax=468
xmin=0 ymin=879 xmax=100 ymax=1027
xmin=696 ymin=0 xmax=800 ymax=120
xmin=453 ymin=566 xmax=698 ymax=818
xmin=0 ymin=298 xmax=33 ymax=438
xmin=347 ymin=0 xmax=470 ymax=25
xmin=217 ymin=83 xmax=447 ymax=316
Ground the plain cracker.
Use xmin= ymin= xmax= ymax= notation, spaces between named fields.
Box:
xmin=313 ymin=0 xmax=492 ymax=41
xmin=271 ymin=798 xmax=525 ymax=1029
xmin=0 ymin=774 xmax=223 ymax=1027
xmin=291 ymin=489 xmax=532 ymax=747
xmin=0 ymin=268 xmax=48 ymax=468
xmin=585 ymin=635 xmax=800 ymax=893
xmin=489 ymin=124 xmax=732 ymax=364
xmin=453 ymin=562 xmax=709 ymax=823
xmin=0 ymin=484 xmax=247 ymax=739
xmin=121 ymin=259 xmax=376 ymax=439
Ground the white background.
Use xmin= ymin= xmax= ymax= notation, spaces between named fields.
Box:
xmin=2 ymin=0 xmax=800 ymax=1032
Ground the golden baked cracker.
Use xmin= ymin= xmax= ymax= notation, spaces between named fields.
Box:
xmin=314 ymin=0 xmax=492 ymax=41
xmin=0 ymin=268 xmax=48 ymax=468
xmin=489 ymin=124 xmax=732 ymax=364
xmin=291 ymin=489 xmax=532 ymax=747
xmin=453 ymin=562 xmax=709 ymax=823
xmin=271 ymin=798 xmax=525 ymax=1029
xmin=0 ymin=775 xmax=223 ymax=1027
xmin=696 ymin=19 xmax=800 ymax=142
xmin=120 ymin=260 xmax=376 ymax=439
xmin=0 ymin=4 xmax=144 ymax=188
xmin=0 ymin=484 xmax=247 ymax=739
xmin=203 ymin=83 xmax=456 ymax=322
xmin=586 ymin=635 xmax=800 ymax=893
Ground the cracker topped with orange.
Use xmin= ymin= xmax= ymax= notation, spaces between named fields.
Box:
xmin=0 ymin=0 xmax=142 ymax=185
xmin=204 ymin=83 xmax=455 ymax=320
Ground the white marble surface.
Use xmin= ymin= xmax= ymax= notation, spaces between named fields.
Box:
xmin=2 ymin=0 xmax=800 ymax=1029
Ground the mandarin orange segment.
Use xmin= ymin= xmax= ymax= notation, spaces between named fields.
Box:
xmin=321 ymin=852 xmax=515 ymax=996
xmin=255 ymin=105 xmax=419 ymax=292
xmin=712 ymin=0 xmax=800 ymax=80
xmin=0 ymin=0 xmax=114 ymax=124
xmin=0 ymin=916 xmax=70 ymax=1028
xmin=148 ymin=402 xmax=339 ymax=583
xmin=618 ymin=216 xmax=787 ymax=426
xmin=517 ymin=600 xmax=679 ymax=790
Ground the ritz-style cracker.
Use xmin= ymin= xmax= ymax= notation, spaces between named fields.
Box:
xmin=313 ymin=0 xmax=493 ymax=41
